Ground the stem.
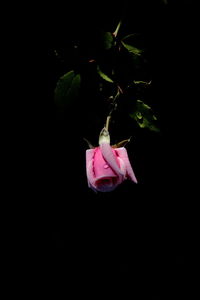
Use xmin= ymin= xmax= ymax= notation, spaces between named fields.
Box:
xmin=107 ymin=85 xmax=123 ymax=118
xmin=117 ymin=85 xmax=123 ymax=94
xmin=105 ymin=116 xmax=111 ymax=131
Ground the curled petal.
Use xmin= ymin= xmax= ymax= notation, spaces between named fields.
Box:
xmin=115 ymin=147 xmax=138 ymax=183
xmin=100 ymin=142 xmax=124 ymax=177
xmin=116 ymin=157 xmax=127 ymax=179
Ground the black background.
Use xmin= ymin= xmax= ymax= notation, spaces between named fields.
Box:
xmin=27 ymin=0 xmax=198 ymax=298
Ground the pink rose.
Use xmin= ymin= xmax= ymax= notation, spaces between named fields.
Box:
xmin=86 ymin=128 xmax=138 ymax=192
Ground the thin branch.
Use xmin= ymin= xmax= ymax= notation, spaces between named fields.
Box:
xmin=108 ymin=85 xmax=123 ymax=116
xmin=105 ymin=116 xmax=111 ymax=131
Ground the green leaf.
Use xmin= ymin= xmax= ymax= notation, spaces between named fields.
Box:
xmin=102 ymin=32 xmax=114 ymax=50
xmin=121 ymin=41 xmax=143 ymax=56
xmin=130 ymin=100 xmax=160 ymax=132
xmin=97 ymin=66 xmax=114 ymax=83
xmin=54 ymin=71 xmax=81 ymax=108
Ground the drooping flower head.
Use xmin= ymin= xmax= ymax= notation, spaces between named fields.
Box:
xmin=86 ymin=127 xmax=137 ymax=192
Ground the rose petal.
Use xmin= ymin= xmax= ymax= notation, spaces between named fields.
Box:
xmin=115 ymin=147 xmax=138 ymax=183
xmin=86 ymin=149 xmax=95 ymax=186
xmin=93 ymin=147 xmax=118 ymax=179
xmin=100 ymin=142 xmax=124 ymax=177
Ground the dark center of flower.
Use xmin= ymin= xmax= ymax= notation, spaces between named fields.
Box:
xmin=96 ymin=177 xmax=117 ymax=187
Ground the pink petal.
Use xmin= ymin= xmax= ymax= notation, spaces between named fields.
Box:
xmin=116 ymin=157 xmax=127 ymax=179
xmin=93 ymin=147 xmax=118 ymax=179
xmin=100 ymin=142 xmax=124 ymax=177
xmin=86 ymin=149 xmax=95 ymax=187
xmin=115 ymin=147 xmax=138 ymax=183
